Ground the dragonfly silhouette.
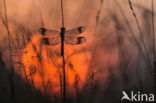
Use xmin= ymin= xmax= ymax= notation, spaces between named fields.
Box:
xmin=38 ymin=26 xmax=86 ymax=102
xmin=38 ymin=26 xmax=86 ymax=46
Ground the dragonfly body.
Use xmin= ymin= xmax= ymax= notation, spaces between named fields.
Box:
xmin=60 ymin=27 xmax=65 ymax=56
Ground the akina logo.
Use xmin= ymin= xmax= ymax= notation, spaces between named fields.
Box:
xmin=121 ymin=91 xmax=154 ymax=102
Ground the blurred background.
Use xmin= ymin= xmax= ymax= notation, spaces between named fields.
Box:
xmin=0 ymin=0 xmax=155 ymax=103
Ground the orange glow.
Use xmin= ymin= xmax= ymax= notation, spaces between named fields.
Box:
xmin=21 ymin=33 xmax=91 ymax=97
xmin=18 ymin=29 xmax=119 ymax=98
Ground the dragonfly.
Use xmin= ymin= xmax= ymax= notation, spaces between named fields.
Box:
xmin=38 ymin=26 xmax=86 ymax=46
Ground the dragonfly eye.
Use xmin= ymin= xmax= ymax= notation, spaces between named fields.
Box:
xmin=38 ymin=28 xmax=46 ymax=35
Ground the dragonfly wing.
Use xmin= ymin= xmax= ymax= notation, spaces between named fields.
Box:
xmin=65 ymin=26 xmax=85 ymax=37
xmin=38 ymin=28 xmax=60 ymax=37
xmin=65 ymin=36 xmax=86 ymax=45
xmin=41 ymin=36 xmax=61 ymax=46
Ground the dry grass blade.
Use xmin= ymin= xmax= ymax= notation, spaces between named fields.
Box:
xmin=3 ymin=0 xmax=15 ymax=102
xmin=128 ymin=0 xmax=151 ymax=65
